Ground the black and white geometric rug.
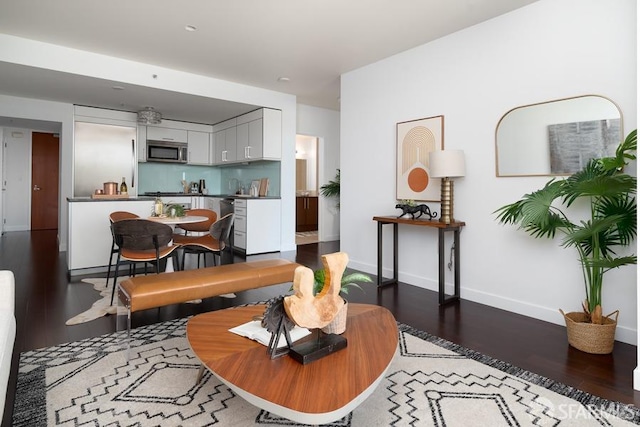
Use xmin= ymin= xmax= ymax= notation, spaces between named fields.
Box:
xmin=13 ymin=318 xmax=640 ymax=426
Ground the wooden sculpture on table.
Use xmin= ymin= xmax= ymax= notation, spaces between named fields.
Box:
xmin=284 ymin=252 xmax=347 ymax=329
xmin=283 ymin=251 xmax=349 ymax=364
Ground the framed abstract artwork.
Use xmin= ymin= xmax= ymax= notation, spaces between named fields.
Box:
xmin=396 ymin=115 xmax=444 ymax=201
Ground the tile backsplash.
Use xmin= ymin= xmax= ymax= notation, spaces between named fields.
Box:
xmin=137 ymin=161 xmax=280 ymax=196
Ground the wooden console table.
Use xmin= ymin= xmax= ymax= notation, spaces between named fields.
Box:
xmin=373 ymin=215 xmax=465 ymax=305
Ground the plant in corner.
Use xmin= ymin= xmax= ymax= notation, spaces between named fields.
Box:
xmin=494 ymin=130 xmax=637 ymax=353
xmin=320 ymin=169 xmax=340 ymax=208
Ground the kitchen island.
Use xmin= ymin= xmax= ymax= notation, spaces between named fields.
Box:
xmin=67 ymin=197 xmax=156 ymax=275
xmin=67 ymin=195 xmax=282 ymax=275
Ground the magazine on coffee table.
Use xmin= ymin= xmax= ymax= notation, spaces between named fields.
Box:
xmin=229 ymin=321 xmax=311 ymax=348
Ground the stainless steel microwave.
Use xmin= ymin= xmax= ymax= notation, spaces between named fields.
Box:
xmin=147 ymin=140 xmax=188 ymax=163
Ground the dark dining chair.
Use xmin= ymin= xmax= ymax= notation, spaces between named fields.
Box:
xmin=106 ymin=211 xmax=140 ymax=288
xmin=173 ymin=213 xmax=235 ymax=269
xmin=109 ymin=218 xmax=180 ymax=305
xmin=172 ymin=209 xmax=218 ymax=268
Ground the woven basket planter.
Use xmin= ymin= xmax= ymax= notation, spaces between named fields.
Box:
xmin=560 ymin=309 xmax=618 ymax=354
xmin=321 ymin=300 xmax=348 ymax=335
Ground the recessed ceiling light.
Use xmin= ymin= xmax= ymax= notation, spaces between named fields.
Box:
xmin=185 ymin=25 xmax=197 ymax=32
xmin=112 ymin=85 xmax=125 ymax=90
xmin=277 ymin=77 xmax=290 ymax=82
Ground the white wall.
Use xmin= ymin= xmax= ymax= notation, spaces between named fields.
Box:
xmin=2 ymin=129 xmax=31 ymax=231
xmin=341 ymin=0 xmax=637 ymax=347
xmin=297 ymin=104 xmax=341 ymax=242
xmin=0 ymin=35 xmax=298 ymax=253
xmin=0 ymin=95 xmax=73 ymax=247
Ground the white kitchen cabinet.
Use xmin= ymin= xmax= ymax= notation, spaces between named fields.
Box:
xmin=233 ymin=200 xmax=247 ymax=250
xmin=261 ymin=108 xmax=282 ymax=159
xmin=137 ymin=125 xmax=147 ymax=162
xmin=162 ymin=196 xmax=193 ymax=208
xmin=212 ymin=118 xmax=237 ymax=165
xmin=68 ymin=199 xmax=154 ymax=272
xmin=211 ymin=108 xmax=281 ymax=165
xmin=74 ymin=106 xmax=137 ymax=125
xmin=236 ymin=118 xmax=264 ymax=160
xmin=236 ymin=122 xmax=248 ymax=159
xmin=213 ymin=131 xmax=224 ymax=164
xmin=147 ymin=126 xmax=188 ymax=143
xmin=214 ymin=126 xmax=237 ymax=164
xmin=248 ymin=119 xmax=264 ymax=158
xmin=187 ymin=131 xmax=211 ymax=165
xmin=236 ymin=109 xmax=263 ymax=161
xmin=235 ymin=108 xmax=280 ymax=161
xmin=190 ymin=196 xmax=204 ymax=209
xmin=232 ymin=198 xmax=280 ymax=255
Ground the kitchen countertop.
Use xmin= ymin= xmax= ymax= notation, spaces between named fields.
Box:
xmin=67 ymin=194 xmax=281 ymax=202
xmin=144 ymin=193 xmax=281 ymax=200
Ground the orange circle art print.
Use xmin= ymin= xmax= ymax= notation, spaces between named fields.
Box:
xmin=396 ymin=115 xmax=443 ymax=201
xmin=407 ymin=167 xmax=429 ymax=192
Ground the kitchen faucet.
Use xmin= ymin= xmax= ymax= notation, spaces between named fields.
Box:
xmin=228 ymin=178 xmax=240 ymax=194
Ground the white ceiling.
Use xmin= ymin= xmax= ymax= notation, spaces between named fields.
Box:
xmin=0 ymin=0 xmax=537 ymax=126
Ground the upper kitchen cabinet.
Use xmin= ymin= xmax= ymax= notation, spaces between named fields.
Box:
xmin=236 ymin=109 xmax=263 ymax=160
xmin=146 ymin=126 xmax=188 ymax=143
xmin=212 ymin=118 xmax=238 ymax=164
xmin=74 ymin=106 xmax=137 ymax=126
xmin=236 ymin=108 xmax=282 ymax=161
xmin=213 ymin=108 xmax=282 ymax=165
xmin=144 ymin=120 xmax=213 ymax=164
xmin=187 ymin=131 xmax=211 ymax=165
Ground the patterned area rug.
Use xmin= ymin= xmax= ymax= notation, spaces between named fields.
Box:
xmin=14 ymin=318 xmax=640 ymax=426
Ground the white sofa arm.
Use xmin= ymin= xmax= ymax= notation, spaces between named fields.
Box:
xmin=0 ymin=271 xmax=15 ymax=313
xmin=0 ymin=270 xmax=16 ymax=421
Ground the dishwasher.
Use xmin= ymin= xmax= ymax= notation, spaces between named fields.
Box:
xmin=219 ymin=198 xmax=236 ymax=264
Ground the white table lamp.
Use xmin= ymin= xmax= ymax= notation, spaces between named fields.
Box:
xmin=429 ymin=149 xmax=466 ymax=224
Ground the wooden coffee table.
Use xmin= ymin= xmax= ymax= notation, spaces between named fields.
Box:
xmin=186 ymin=303 xmax=398 ymax=424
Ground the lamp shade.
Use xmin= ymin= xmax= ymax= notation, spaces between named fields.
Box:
xmin=429 ymin=149 xmax=466 ymax=178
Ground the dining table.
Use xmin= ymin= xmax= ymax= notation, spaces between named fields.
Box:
xmin=147 ymin=215 xmax=209 ymax=272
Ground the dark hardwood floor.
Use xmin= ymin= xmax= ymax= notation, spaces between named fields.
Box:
xmin=1 ymin=230 xmax=639 ymax=426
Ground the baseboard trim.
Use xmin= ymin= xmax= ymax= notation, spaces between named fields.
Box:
xmin=348 ymin=259 xmax=637 ymax=346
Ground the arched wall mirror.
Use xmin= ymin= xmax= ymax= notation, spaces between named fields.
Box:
xmin=495 ymin=95 xmax=622 ymax=177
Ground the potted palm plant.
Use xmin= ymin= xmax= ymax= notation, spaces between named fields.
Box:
xmin=320 ymin=169 xmax=340 ymax=208
xmin=494 ymin=129 xmax=637 ymax=354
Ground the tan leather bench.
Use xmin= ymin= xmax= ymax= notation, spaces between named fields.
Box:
xmin=116 ymin=258 xmax=300 ymax=357
xmin=118 ymin=258 xmax=300 ymax=313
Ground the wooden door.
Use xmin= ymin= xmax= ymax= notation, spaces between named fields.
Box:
xmin=31 ymin=132 xmax=59 ymax=230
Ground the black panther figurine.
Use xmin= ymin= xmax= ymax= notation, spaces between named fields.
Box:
xmin=395 ymin=203 xmax=437 ymax=220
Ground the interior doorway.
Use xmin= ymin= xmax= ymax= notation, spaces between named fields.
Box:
xmin=31 ymin=132 xmax=60 ymax=230
xmin=295 ymin=135 xmax=319 ymax=245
